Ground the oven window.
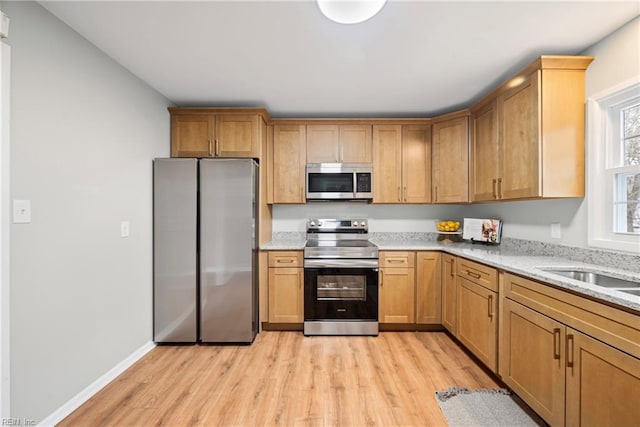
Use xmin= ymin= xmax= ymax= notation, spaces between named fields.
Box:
xmin=308 ymin=173 xmax=354 ymax=193
xmin=317 ymin=275 xmax=366 ymax=301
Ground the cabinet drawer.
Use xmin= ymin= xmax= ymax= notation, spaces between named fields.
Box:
xmin=268 ymin=251 xmax=303 ymax=268
xmin=456 ymin=257 xmax=497 ymax=292
xmin=379 ymin=251 xmax=415 ymax=268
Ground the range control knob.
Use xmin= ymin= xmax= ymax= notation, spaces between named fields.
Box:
xmin=310 ymin=220 xmax=316 ymax=227
xmin=360 ymin=221 xmax=366 ymax=227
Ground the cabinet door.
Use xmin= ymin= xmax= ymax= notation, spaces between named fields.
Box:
xmin=402 ymin=125 xmax=431 ymax=203
xmin=268 ymin=267 xmax=303 ymax=323
xmin=171 ymin=114 xmax=215 ymax=157
xmin=499 ymin=71 xmax=541 ymax=199
xmin=457 ymin=277 xmax=498 ymax=372
xmin=339 ymin=125 xmax=372 ymax=163
xmin=471 ymin=101 xmax=500 ymax=201
xmin=306 ymin=125 xmax=340 ymax=163
xmin=565 ymin=328 xmax=640 ymax=427
xmin=416 ymin=252 xmax=441 ymax=324
xmin=441 ymin=254 xmax=457 ymax=335
xmin=272 ymin=125 xmax=306 ymax=203
xmin=379 ymin=267 xmax=415 ymax=323
xmin=432 ymin=117 xmax=469 ymax=203
xmin=500 ymin=298 xmax=565 ymax=426
xmin=372 ymin=125 xmax=403 ymax=203
xmin=215 ymin=114 xmax=260 ymax=157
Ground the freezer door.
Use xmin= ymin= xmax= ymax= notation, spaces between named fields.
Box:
xmin=153 ymin=158 xmax=198 ymax=343
xmin=200 ymin=159 xmax=258 ymax=343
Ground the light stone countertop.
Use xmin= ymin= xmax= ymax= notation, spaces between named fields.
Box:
xmin=260 ymin=239 xmax=306 ymax=251
xmin=261 ymin=236 xmax=640 ymax=312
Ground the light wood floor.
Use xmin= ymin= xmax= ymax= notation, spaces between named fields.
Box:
xmin=60 ymin=331 xmax=500 ymax=426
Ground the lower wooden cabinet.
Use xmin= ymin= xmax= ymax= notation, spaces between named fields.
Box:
xmin=268 ymin=251 xmax=303 ymax=323
xmin=457 ymin=276 xmax=498 ymax=372
xmin=379 ymin=252 xmax=415 ymax=323
xmin=441 ymin=254 xmax=457 ymax=334
xmin=565 ymin=329 xmax=640 ymax=427
xmin=501 ymin=272 xmax=640 ymax=427
xmin=416 ymin=252 xmax=441 ymax=324
xmin=501 ymin=298 xmax=566 ymax=426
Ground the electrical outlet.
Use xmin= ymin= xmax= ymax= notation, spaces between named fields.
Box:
xmin=551 ymin=223 xmax=561 ymax=239
xmin=120 ymin=221 xmax=130 ymax=238
xmin=13 ymin=200 xmax=31 ymax=223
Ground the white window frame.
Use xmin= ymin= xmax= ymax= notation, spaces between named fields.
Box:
xmin=587 ymin=77 xmax=640 ymax=254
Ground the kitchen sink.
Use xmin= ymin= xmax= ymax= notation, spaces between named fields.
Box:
xmin=540 ymin=269 xmax=640 ymax=289
xmin=618 ymin=288 xmax=640 ymax=296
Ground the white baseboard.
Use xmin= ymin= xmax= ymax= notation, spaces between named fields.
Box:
xmin=38 ymin=341 xmax=156 ymax=427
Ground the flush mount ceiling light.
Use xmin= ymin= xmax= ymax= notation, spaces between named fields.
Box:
xmin=317 ymin=0 xmax=388 ymax=24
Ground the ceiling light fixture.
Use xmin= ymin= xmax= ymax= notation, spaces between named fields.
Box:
xmin=317 ymin=0 xmax=387 ymax=25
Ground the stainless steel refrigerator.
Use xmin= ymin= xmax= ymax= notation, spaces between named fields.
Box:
xmin=153 ymin=158 xmax=259 ymax=344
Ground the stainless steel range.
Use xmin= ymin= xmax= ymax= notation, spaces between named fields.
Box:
xmin=303 ymin=219 xmax=379 ymax=336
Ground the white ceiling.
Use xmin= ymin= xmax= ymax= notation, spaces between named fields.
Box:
xmin=40 ymin=0 xmax=639 ymax=117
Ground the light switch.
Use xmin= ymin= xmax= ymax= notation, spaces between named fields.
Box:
xmin=120 ymin=221 xmax=130 ymax=238
xmin=13 ymin=200 xmax=31 ymax=224
xmin=551 ymin=222 xmax=561 ymax=239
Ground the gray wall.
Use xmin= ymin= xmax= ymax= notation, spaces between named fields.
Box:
xmin=3 ymin=2 xmax=170 ymax=421
xmin=273 ymin=17 xmax=640 ymax=251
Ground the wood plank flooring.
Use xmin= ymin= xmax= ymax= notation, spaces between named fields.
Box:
xmin=59 ymin=332 xmax=500 ymax=426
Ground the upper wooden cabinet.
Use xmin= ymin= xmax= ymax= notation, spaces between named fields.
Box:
xmin=170 ymin=114 xmax=214 ymax=158
xmin=169 ymin=108 xmax=267 ymax=158
xmin=470 ymin=56 xmax=593 ymax=201
xmin=470 ymin=100 xmax=499 ymax=202
xmin=272 ymin=125 xmax=306 ymax=204
xmin=373 ymin=124 xmax=431 ymax=203
xmin=306 ymin=124 xmax=372 ymax=163
xmin=432 ymin=114 xmax=469 ymax=203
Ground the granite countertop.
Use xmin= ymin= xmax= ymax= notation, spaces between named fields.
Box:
xmin=261 ymin=236 xmax=640 ymax=312
xmin=260 ymin=239 xmax=306 ymax=250
xmin=373 ymin=239 xmax=640 ymax=312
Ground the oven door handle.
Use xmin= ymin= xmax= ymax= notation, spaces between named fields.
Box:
xmin=304 ymin=259 xmax=379 ymax=269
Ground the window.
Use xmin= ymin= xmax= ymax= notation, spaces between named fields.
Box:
xmin=613 ymin=102 xmax=640 ymax=234
xmin=588 ymin=78 xmax=640 ymax=253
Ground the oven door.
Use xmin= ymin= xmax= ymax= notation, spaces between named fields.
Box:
xmin=304 ymin=260 xmax=379 ymax=321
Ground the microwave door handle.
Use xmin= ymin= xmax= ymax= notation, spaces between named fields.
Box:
xmin=353 ymin=173 xmax=357 ymax=198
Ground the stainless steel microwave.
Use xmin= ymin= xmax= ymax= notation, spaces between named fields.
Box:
xmin=306 ymin=163 xmax=373 ymax=201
